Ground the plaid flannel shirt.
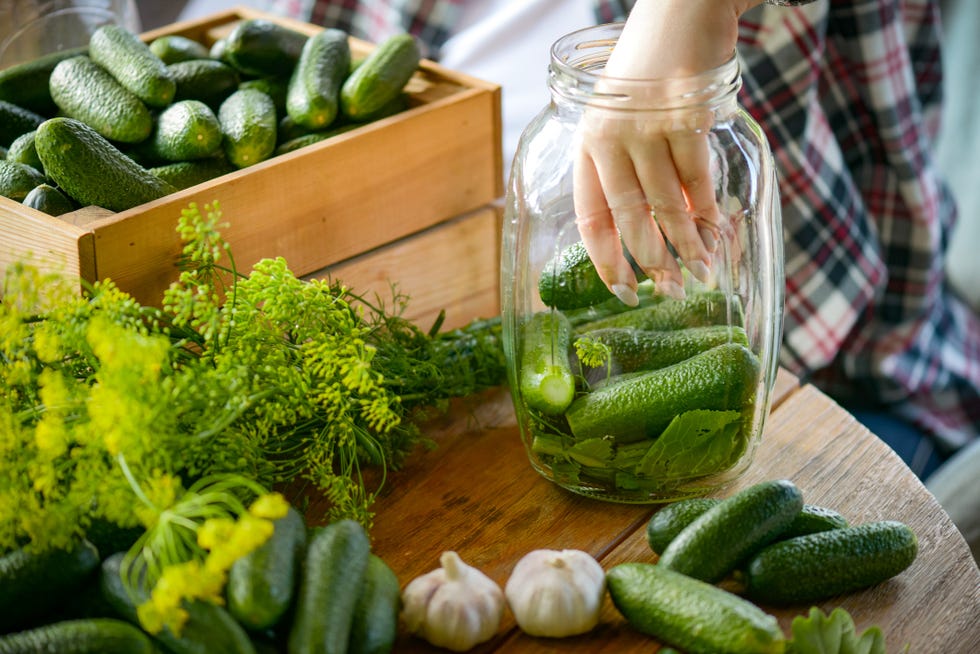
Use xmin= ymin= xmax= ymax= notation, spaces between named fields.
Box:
xmin=261 ymin=0 xmax=980 ymax=452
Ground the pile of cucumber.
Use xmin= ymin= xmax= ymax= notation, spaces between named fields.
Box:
xmin=609 ymin=479 xmax=918 ymax=654
xmin=0 ymin=512 xmax=400 ymax=654
xmin=519 ymin=241 xmax=761 ymax=495
xmin=0 ymin=18 xmax=422 ymax=213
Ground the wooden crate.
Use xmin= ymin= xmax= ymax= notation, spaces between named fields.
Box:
xmin=0 ymin=6 xmax=502 ymax=308
xmin=309 ymin=205 xmax=502 ymax=331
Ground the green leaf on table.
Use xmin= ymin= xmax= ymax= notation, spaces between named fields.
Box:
xmin=635 ymin=409 xmax=743 ymax=479
xmin=787 ymin=607 xmax=886 ymax=654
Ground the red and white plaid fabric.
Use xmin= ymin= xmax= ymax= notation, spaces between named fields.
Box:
xmin=261 ymin=0 xmax=980 ymax=451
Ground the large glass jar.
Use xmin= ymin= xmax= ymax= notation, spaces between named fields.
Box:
xmin=501 ymin=23 xmax=784 ymax=503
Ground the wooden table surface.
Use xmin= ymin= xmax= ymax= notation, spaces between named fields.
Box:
xmin=304 ymin=369 xmax=980 ymax=653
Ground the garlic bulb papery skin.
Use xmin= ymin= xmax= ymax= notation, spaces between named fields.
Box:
xmin=504 ymin=549 xmax=606 ymax=637
xmin=400 ymin=550 xmax=505 ymax=652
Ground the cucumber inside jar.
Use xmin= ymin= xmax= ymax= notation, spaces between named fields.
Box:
xmin=516 ymin=289 xmax=762 ymax=500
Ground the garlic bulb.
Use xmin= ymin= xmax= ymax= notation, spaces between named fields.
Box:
xmin=504 ymin=548 xmax=606 ymax=637
xmin=400 ymin=550 xmax=505 ymax=652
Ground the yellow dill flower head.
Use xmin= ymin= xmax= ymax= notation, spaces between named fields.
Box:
xmin=34 ymin=415 xmax=68 ymax=459
xmin=249 ymin=492 xmax=289 ymax=520
xmin=32 ymin=325 xmax=63 ymax=363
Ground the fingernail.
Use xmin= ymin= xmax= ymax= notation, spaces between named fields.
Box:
xmin=659 ymin=279 xmax=686 ymax=300
xmin=699 ymin=226 xmax=718 ymax=253
xmin=687 ymin=259 xmax=712 ymax=283
xmin=611 ymin=284 xmax=639 ymax=307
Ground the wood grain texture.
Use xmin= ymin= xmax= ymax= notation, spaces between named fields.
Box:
xmin=333 ymin=376 xmax=979 ymax=653
xmin=306 ymin=206 xmax=501 ymax=331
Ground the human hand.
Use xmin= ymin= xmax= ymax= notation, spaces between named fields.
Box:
xmin=573 ymin=0 xmax=760 ymax=305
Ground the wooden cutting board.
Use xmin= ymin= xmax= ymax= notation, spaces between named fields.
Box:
xmin=302 ymin=369 xmax=980 ymax=653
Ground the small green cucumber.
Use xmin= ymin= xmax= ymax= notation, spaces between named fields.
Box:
xmin=658 ymin=479 xmax=804 ymax=583
xmin=347 ymin=554 xmax=401 ymax=654
xmin=23 ymin=183 xmax=75 ymax=216
xmin=240 ymin=76 xmax=289 ymax=115
xmin=150 ymin=100 xmax=223 ymax=161
xmin=0 ymin=539 xmax=100 ymax=633
xmin=35 ymin=117 xmax=176 ymax=211
xmin=6 ymin=130 xmax=43 ymax=171
xmin=607 ymin=562 xmax=784 ymax=654
xmin=575 ymin=325 xmax=749 ymax=378
xmin=89 ymin=24 xmax=175 ymax=107
xmin=576 ymin=290 xmax=738 ymax=333
xmin=288 ymin=519 xmax=371 ymax=654
xmin=287 ymin=28 xmax=351 ymax=130
xmin=744 ymin=520 xmax=918 ymax=605
xmin=538 ymin=241 xmax=647 ymax=310
xmin=340 ymin=33 xmax=420 ymax=121
xmin=169 ymin=59 xmax=241 ymax=109
xmin=149 ymin=35 xmax=210 ymax=64
xmin=646 ymin=498 xmax=722 ymax=554
xmin=227 ymin=506 xmax=307 ymax=631
xmin=780 ymin=504 xmax=849 ymax=540
xmin=0 ymin=160 xmax=46 ymax=202
xmin=48 ymin=55 xmax=153 ymax=144
xmin=648 ymin=499 xmax=848 ymax=555
xmin=218 ymin=88 xmax=278 ymax=169
xmin=223 ymin=19 xmax=308 ymax=77
xmin=0 ymin=46 xmax=86 ymax=114
xmin=565 ymin=342 xmax=760 ymax=442
xmin=0 ymin=99 xmax=45 ymax=148
xmin=519 ymin=310 xmax=576 ymax=415
xmin=0 ymin=618 xmax=155 ymax=654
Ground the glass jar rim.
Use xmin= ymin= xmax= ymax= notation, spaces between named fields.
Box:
xmin=548 ymin=22 xmax=740 ymax=110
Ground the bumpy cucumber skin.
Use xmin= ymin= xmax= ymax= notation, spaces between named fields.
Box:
xmin=0 ymin=46 xmax=86 ymax=114
xmin=744 ymin=520 xmax=918 ymax=605
xmin=35 ymin=117 xmax=175 ymax=211
xmin=565 ymin=342 xmax=760 ymax=442
xmin=0 ymin=99 xmax=46 ymax=148
xmin=578 ymin=325 xmax=749 ymax=378
xmin=607 ymin=563 xmax=785 ymax=654
xmin=340 ymin=34 xmax=421 ymax=121
xmin=347 ymin=554 xmax=401 ymax=654
xmin=6 ymin=130 xmax=43 ymax=171
xmin=647 ymin=499 xmax=848 ymax=556
xmin=48 ymin=56 xmax=153 ymax=144
xmin=287 ymin=28 xmax=351 ymax=130
xmin=0 ymin=539 xmax=100 ymax=633
xmin=219 ymin=89 xmax=278 ymax=169
xmin=99 ymin=552 xmax=257 ymax=654
xmin=149 ymin=35 xmax=210 ymax=64
xmin=169 ymin=59 xmax=241 ymax=109
xmin=658 ymin=479 xmax=804 ymax=583
xmin=227 ymin=506 xmax=308 ymax=631
xmin=23 ymin=183 xmax=75 ymax=216
xmin=0 ymin=160 xmax=46 ymax=202
xmin=151 ymin=100 xmax=223 ymax=161
xmin=224 ymin=19 xmax=308 ymax=77
xmin=538 ymin=241 xmax=648 ymax=310
xmin=647 ymin=498 xmax=721 ymax=554
xmin=89 ymin=25 xmax=176 ymax=107
xmin=577 ymin=290 xmax=736 ymax=332
xmin=0 ymin=618 xmax=155 ymax=654
xmin=288 ymin=519 xmax=371 ymax=654
xmin=780 ymin=504 xmax=849 ymax=540
xmin=519 ymin=310 xmax=576 ymax=415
